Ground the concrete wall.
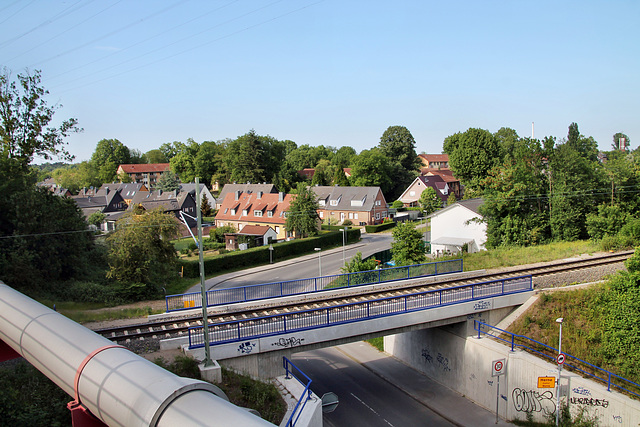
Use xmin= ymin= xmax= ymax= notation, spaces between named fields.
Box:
xmin=385 ymin=315 xmax=640 ymax=427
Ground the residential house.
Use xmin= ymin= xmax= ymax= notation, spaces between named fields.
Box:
xmin=71 ymin=191 xmax=128 ymax=232
xmin=311 ymin=186 xmax=388 ymax=225
xmin=129 ymin=189 xmax=198 ymax=228
xmin=37 ymin=179 xmax=72 ymax=197
xmin=397 ymin=175 xmax=449 ymax=207
xmin=179 ymin=183 xmax=216 ymax=212
xmin=420 ymin=169 xmax=462 ymax=199
xmin=116 ymin=163 xmax=171 ymax=187
xmin=215 ymin=191 xmax=293 ymax=241
xmin=426 ymin=198 xmax=486 ymax=256
xmin=215 ymin=183 xmax=278 ymax=210
xmin=224 ymin=225 xmax=278 ymax=250
xmin=418 ymin=154 xmax=449 ymax=169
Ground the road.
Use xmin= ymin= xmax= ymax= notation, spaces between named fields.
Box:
xmin=198 ymin=232 xmax=394 ymax=291
xmin=292 ymin=345 xmax=455 ymax=427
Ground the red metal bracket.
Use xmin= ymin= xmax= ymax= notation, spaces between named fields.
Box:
xmin=0 ymin=338 xmax=20 ymax=362
xmin=67 ymin=344 xmax=126 ymax=427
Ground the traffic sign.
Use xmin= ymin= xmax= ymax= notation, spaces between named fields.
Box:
xmin=537 ymin=376 xmax=556 ymax=388
xmin=492 ymin=358 xmax=506 ymax=377
xmin=557 ymin=353 xmax=566 ymax=365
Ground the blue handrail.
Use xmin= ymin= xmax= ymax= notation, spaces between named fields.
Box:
xmin=166 ymin=258 xmax=463 ymax=312
xmin=474 ymin=321 xmax=640 ymax=398
xmin=283 ymin=357 xmax=312 ymax=427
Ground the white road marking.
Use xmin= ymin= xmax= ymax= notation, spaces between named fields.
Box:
xmin=350 ymin=392 xmax=395 ymax=427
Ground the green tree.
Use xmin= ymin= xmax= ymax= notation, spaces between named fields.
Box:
xmin=419 ymin=187 xmax=441 ymax=214
xmin=446 ymin=193 xmax=457 ymax=206
xmin=391 ymin=200 xmax=404 ymax=209
xmin=170 ymin=151 xmax=196 ymax=183
xmin=586 ymin=204 xmax=632 ymax=240
xmin=332 ymin=167 xmax=350 ymax=187
xmin=341 ymin=251 xmax=377 ymax=273
xmin=225 ymin=130 xmax=267 ymax=184
xmin=350 ymin=148 xmax=394 ymax=194
xmin=285 ymin=182 xmax=320 ymax=238
xmin=201 ymin=193 xmax=213 ymax=217
xmin=378 ymin=126 xmax=421 ymax=171
xmin=391 ymin=222 xmax=426 ymax=266
xmin=612 ymin=132 xmax=631 ymax=152
xmin=145 ymin=149 xmax=167 ymax=163
xmin=90 ymin=138 xmax=131 ymax=183
xmin=51 ymin=161 xmax=100 ymax=193
xmin=194 ymin=140 xmax=226 ymax=187
xmin=106 ymin=208 xmax=179 ymax=298
xmin=0 ymin=68 xmax=81 ymax=175
xmin=87 ymin=211 xmax=106 ymax=228
xmin=443 ymin=128 xmax=503 ymax=192
xmin=155 ymin=170 xmax=180 ymax=191
xmin=332 ymin=146 xmax=356 ymax=169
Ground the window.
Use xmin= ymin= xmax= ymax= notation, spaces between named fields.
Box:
xmin=224 ymin=208 xmax=229 ymax=214
xmin=330 ymin=199 xmax=338 ymax=206
xmin=376 ymin=212 xmax=380 ymax=219
xmin=254 ymin=210 xmax=262 ymax=217
xmin=410 ymin=191 xmax=415 ymax=197
xmin=319 ymin=211 xmax=323 ymax=218
xmin=267 ymin=210 xmax=273 ymax=217
xmin=354 ymin=213 xmax=358 ymax=219
xmin=319 ymin=200 xmax=326 ymax=206
xmin=275 ymin=226 xmax=280 ymax=234
xmin=348 ymin=212 xmax=353 ymax=219
xmin=375 ymin=200 xmax=381 ymax=206
xmin=230 ymin=209 xmax=236 ymax=215
xmin=242 ymin=209 xmax=248 ymax=216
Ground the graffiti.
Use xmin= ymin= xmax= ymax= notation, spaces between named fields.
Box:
xmin=487 ymin=380 xmax=494 ymax=386
xmin=512 ymin=388 xmax=556 ymax=415
xmin=436 ymin=352 xmax=451 ymax=372
xmin=271 ymin=336 xmax=304 ymax=348
xmin=469 ymin=373 xmax=476 ymax=381
xmin=501 ymin=394 xmax=507 ymax=402
xmin=237 ymin=341 xmax=256 ymax=354
xmin=612 ymin=415 xmax=622 ymax=424
xmin=474 ymin=300 xmax=491 ymax=311
xmin=421 ymin=348 xmax=433 ymax=364
xmin=572 ymin=386 xmax=591 ymax=396
xmin=570 ymin=397 xmax=609 ymax=408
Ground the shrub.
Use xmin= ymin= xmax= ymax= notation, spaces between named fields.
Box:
xmin=365 ymin=222 xmax=396 ymax=233
xmin=342 ymin=219 xmax=353 ymax=226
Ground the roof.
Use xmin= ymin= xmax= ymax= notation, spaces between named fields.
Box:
xmin=426 ymin=198 xmax=484 ymax=219
xmin=430 ymin=237 xmax=474 ymax=247
xmin=418 ymin=154 xmax=449 ymax=163
xmin=217 ymin=183 xmax=278 ymax=204
xmin=237 ymin=225 xmax=275 ymax=236
xmin=421 ymin=169 xmax=459 ymax=183
xmin=215 ymin=191 xmax=291 ymax=225
xmin=130 ymin=189 xmax=193 ymax=212
xmin=311 ymin=186 xmax=387 ymax=211
xmin=117 ymin=163 xmax=171 ymax=174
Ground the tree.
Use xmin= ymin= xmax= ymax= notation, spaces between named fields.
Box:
xmin=106 ymin=208 xmax=179 ymax=298
xmin=1 ymin=68 xmax=81 ymax=175
xmin=332 ymin=167 xmax=350 ymax=187
xmin=201 ymin=194 xmax=213 ymax=217
xmin=224 ymin=130 xmax=268 ymax=184
xmin=155 ymin=170 xmax=180 ymax=191
xmin=391 ymin=222 xmax=426 ymax=266
xmin=391 ymin=200 xmax=404 ymax=209
xmin=378 ymin=126 xmax=421 ymax=171
xmin=446 ymin=193 xmax=457 ymax=206
xmin=51 ymin=161 xmax=100 ymax=193
xmin=145 ymin=149 xmax=167 ymax=163
xmin=419 ymin=187 xmax=441 ymax=214
xmin=87 ymin=211 xmax=106 ymax=228
xmin=285 ymin=182 xmax=320 ymax=238
xmin=350 ymin=148 xmax=394 ymax=194
xmin=170 ymin=151 xmax=196 ymax=183
xmin=90 ymin=139 xmax=131 ymax=183
xmin=341 ymin=251 xmax=377 ymax=273
xmin=612 ymin=132 xmax=631 ymax=152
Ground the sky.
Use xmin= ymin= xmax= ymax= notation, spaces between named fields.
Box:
xmin=1 ymin=0 xmax=638 ymax=163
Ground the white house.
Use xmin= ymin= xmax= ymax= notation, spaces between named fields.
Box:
xmin=426 ymin=198 xmax=486 ymax=256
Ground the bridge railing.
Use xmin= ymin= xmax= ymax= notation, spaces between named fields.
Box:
xmin=282 ymin=357 xmax=313 ymax=427
xmin=166 ymin=258 xmax=463 ymax=312
xmin=474 ymin=321 xmax=640 ymax=399
xmin=188 ymin=275 xmax=532 ymax=349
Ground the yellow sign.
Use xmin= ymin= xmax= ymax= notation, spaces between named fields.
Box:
xmin=538 ymin=377 xmax=556 ymax=388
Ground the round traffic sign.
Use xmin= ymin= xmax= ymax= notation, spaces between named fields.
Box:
xmin=494 ymin=360 xmax=503 ymax=372
xmin=557 ymin=353 xmax=566 ymax=365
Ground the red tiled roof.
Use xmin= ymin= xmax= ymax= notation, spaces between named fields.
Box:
xmin=215 ymin=192 xmax=291 ymax=224
xmin=238 ymin=225 xmax=273 ymax=236
xmin=418 ymin=154 xmax=449 ymax=162
xmin=118 ymin=163 xmax=171 ymax=173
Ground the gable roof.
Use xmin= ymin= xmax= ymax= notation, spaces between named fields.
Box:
xmin=237 ymin=225 xmax=275 ymax=236
xmin=215 ymin=191 xmax=291 ymax=224
xmin=311 ymin=186 xmax=386 ymax=211
xmin=118 ymin=163 xmax=171 ymax=174
xmin=217 ymin=183 xmax=278 ymax=204
xmin=418 ymin=153 xmax=449 ymax=164
xmin=426 ymin=198 xmax=484 ymax=219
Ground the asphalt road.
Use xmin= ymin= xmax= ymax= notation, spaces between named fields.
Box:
xmin=292 ymin=346 xmax=455 ymax=427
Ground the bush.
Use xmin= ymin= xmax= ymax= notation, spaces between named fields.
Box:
xmin=342 ymin=219 xmax=353 ymax=226
xmin=365 ymin=222 xmax=396 ymax=233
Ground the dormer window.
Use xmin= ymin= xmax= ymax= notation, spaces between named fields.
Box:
xmin=319 ymin=200 xmax=326 ymax=206
xmin=230 ymin=208 xmax=236 ymax=215
xmin=242 ymin=209 xmax=248 ymax=216
xmin=267 ymin=211 xmax=273 ymax=217
xmin=254 ymin=210 xmax=263 ymax=217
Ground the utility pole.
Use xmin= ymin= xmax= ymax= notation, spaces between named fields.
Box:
xmin=196 ymin=178 xmax=213 ymax=367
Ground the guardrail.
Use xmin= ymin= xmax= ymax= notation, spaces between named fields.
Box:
xmin=188 ymin=275 xmax=532 ymax=349
xmin=283 ymin=357 xmax=313 ymax=427
xmin=474 ymin=321 xmax=640 ymax=399
xmin=167 ymin=259 xmax=463 ymax=312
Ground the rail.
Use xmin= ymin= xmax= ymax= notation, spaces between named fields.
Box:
xmin=167 ymin=259 xmax=463 ymax=312
xmin=188 ymin=274 xmax=532 ymax=348
xmin=474 ymin=321 xmax=640 ymax=399
xmin=282 ymin=357 xmax=313 ymax=427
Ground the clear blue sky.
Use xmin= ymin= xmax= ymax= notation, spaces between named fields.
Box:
xmin=2 ymin=0 xmax=638 ymax=163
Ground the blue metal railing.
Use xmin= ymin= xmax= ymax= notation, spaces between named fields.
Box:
xmin=166 ymin=258 xmax=463 ymax=312
xmin=474 ymin=321 xmax=640 ymax=399
xmin=283 ymin=357 xmax=313 ymax=427
xmin=188 ymin=275 xmax=532 ymax=348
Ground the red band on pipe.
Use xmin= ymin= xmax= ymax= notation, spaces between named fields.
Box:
xmin=73 ymin=344 xmax=127 ymax=403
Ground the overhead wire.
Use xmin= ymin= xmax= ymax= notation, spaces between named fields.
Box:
xmin=0 ymin=0 xmax=37 ymax=27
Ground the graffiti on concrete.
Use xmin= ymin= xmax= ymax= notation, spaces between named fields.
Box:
xmin=487 ymin=380 xmax=494 ymax=386
xmin=469 ymin=373 xmax=476 ymax=381
xmin=436 ymin=352 xmax=451 ymax=372
xmin=473 ymin=300 xmax=491 ymax=311
xmin=512 ymin=388 xmax=556 ymax=415
xmin=421 ymin=348 xmax=433 ymax=364
xmin=612 ymin=415 xmax=622 ymax=424
xmin=271 ymin=336 xmax=304 ymax=348
xmin=570 ymin=397 xmax=609 ymax=408
xmin=238 ymin=341 xmax=257 ymax=354
xmin=572 ymin=386 xmax=591 ymax=396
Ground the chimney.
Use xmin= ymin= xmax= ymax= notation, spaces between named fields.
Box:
xmin=235 ymin=190 xmax=240 ymax=200
xmin=279 ymin=192 xmax=284 ymax=202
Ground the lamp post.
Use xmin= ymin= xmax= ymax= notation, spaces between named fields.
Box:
xmin=555 ymin=317 xmax=564 ymax=427
xmin=315 ymin=247 xmax=322 ymax=277
xmin=341 ymin=227 xmax=347 ymax=267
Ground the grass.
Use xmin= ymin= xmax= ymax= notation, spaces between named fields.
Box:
xmin=366 ymin=336 xmax=384 ymax=351
xmin=62 ymin=306 xmax=165 ymax=324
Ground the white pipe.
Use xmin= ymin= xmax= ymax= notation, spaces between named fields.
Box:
xmin=0 ymin=282 xmax=273 ymax=427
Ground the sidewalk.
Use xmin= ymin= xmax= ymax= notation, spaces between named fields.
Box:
xmin=336 ymin=341 xmax=512 ymax=427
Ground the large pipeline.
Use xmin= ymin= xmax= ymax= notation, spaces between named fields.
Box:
xmin=0 ymin=282 xmax=274 ymax=426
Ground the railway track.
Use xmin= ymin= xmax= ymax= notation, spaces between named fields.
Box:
xmin=95 ymin=250 xmax=633 ymax=343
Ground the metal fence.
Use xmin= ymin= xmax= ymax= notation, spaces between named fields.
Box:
xmin=166 ymin=258 xmax=463 ymax=312
xmin=282 ymin=357 xmax=313 ymax=427
xmin=188 ymin=275 xmax=532 ymax=349
xmin=474 ymin=321 xmax=640 ymax=399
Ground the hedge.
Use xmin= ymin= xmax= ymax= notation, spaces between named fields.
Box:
xmin=178 ymin=228 xmax=361 ymax=278
xmin=365 ymin=222 xmax=396 ymax=233
xmin=321 ymin=224 xmax=353 ymax=231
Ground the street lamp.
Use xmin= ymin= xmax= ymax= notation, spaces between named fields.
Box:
xmin=315 ymin=247 xmax=322 ymax=277
xmin=341 ymin=227 xmax=347 ymax=267
xmin=555 ymin=317 xmax=564 ymax=427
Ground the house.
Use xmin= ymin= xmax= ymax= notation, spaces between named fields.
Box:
xmin=397 ymin=175 xmax=449 ymax=207
xmin=215 ymin=183 xmax=278 ymax=209
xmin=420 ymin=168 xmax=462 ymax=199
xmin=37 ymin=179 xmax=72 ymax=197
xmin=71 ymin=191 xmax=128 ymax=232
xmin=215 ymin=191 xmax=293 ymax=240
xmin=311 ymin=186 xmax=388 ymax=225
xmin=129 ymin=189 xmax=198 ymax=228
xmin=116 ymin=163 xmax=171 ymax=187
xmin=224 ymin=225 xmax=278 ymax=250
xmin=418 ymin=154 xmax=449 ymax=169
xmin=179 ymin=183 xmax=216 ymax=212
xmin=426 ymin=198 xmax=486 ymax=256
xmin=91 ymin=183 xmax=150 ymax=205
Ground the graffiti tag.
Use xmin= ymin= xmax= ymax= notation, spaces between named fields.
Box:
xmin=570 ymin=397 xmax=609 ymax=408
xmin=238 ymin=341 xmax=257 ymax=354
xmin=469 ymin=373 xmax=476 ymax=381
xmin=512 ymin=388 xmax=556 ymax=415
xmin=487 ymin=380 xmax=494 ymax=386
xmin=436 ymin=353 xmax=451 ymax=372
xmin=271 ymin=336 xmax=304 ymax=348
xmin=612 ymin=415 xmax=622 ymax=423
xmin=473 ymin=300 xmax=491 ymax=311
xmin=572 ymin=386 xmax=591 ymax=396
xmin=421 ymin=348 xmax=433 ymax=364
